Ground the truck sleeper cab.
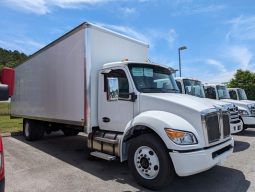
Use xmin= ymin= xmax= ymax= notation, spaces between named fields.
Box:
xmin=10 ymin=22 xmax=233 ymax=190
xmin=204 ymin=84 xmax=255 ymax=129
xmin=175 ymin=78 xmax=243 ymax=134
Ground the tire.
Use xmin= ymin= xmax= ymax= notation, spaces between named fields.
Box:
xmin=128 ymin=133 xmax=175 ymax=190
xmin=240 ymin=118 xmax=248 ymax=131
xmin=62 ymin=129 xmax=79 ymax=136
xmin=23 ymin=119 xmax=44 ymax=141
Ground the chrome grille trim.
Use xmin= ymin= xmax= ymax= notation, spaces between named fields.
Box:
xmin=201 ymin=108 xmax=231 ymax=147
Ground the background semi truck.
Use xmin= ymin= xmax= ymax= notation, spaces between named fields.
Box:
xmin=11 ymin=22 xmax=234 ymax=189
xmin=175 ymin=77 xmax=243 ymax=134
xmin=228 ymin=88 xmax=255 ymax=103
xmin=204 ymin=84 xmax=255 ymax=130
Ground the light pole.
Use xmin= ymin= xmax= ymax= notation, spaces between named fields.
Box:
xmin=178 ymin=46 xmax=187 ymax=77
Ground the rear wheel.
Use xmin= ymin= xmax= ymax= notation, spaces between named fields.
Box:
xmin=23 ymin=119 xmax=44 ymax=141
xmin=128 ymin=133 xmax=175 ymax=190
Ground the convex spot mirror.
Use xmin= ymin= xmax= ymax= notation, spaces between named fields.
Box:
xmin=107 ymin=77 xmax=119 ymax=101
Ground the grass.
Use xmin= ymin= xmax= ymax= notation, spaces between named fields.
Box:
xmin=0 ymin=103 xmax=22 ymax=133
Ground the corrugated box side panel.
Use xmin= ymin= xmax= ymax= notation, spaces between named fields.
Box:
xmin=11 ymin=29 xmax=85 ymax=125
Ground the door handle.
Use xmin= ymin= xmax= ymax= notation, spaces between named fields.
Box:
xmin=102 ymin=117 xmax=110 ymax=123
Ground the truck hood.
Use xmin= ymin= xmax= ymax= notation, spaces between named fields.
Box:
xmin=221 ymin=99 xmax=250 ymax=109
xmin=138 ymin=93 xmax=218 ymax=144
xmin=140 ymin=93 xmax=216 ymax=112
xmin=239 ymin=99 xmax=255 ymax=104
xmin=202 ymin=98 xmax=232 ymax=108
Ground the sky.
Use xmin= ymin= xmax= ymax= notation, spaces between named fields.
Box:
xmin=0 ymin=0 xmax=255 ymax=83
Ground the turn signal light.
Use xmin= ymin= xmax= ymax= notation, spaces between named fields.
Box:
xmin=165 ymin=129 xmax=185 ymax=139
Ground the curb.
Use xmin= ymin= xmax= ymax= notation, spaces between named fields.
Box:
xmin=1 ymin=131 xmax=23 ymax=137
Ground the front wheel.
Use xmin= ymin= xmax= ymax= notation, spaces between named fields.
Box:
xmin=128 ymin=133 xmax=175 ymax=190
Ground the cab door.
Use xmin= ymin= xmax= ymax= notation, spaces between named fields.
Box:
xmin=98 ymin=68 xmax=134 ymax=132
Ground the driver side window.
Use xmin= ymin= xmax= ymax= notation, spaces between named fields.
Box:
xmin=105 ymin=69 xmax=129 ymax=99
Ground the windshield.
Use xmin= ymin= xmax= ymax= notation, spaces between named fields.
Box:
xmin=183 ymin=79 xmax=205 ymax=98
xmin=237 ymin=89 xmax=248 ymax=100
xmin=128 ymin=64 xmax=179 ymax=93
xmin=217 ymin=85 xmax=230 ymax=99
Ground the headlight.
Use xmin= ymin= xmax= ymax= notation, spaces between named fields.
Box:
xmin=238 ymin=109 xmax=249 ymax=116
xmin=165 ymin=128 xmax=198 ymax=145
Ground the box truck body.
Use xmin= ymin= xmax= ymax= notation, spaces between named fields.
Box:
xmin=11 ymin=23 xmax=148 ymax=132
xmin=11 ymin=22 xmax=234 ymax=190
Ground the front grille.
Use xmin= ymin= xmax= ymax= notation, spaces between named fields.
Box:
xmin=251 ymin=109 xmax=255 ymax=115
xmin=222 ymin=113 xmax=231 ymax=138
xmin=229 ymin=107 xmax=240 ymax=123
xmin=205 ymin=113 xmax=221 ymax=143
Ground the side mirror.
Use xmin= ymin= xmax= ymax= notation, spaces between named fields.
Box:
xmin=107 ymin=77 xmax=119 ymax=101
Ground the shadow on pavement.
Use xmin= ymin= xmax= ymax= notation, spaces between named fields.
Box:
xmin=13 ymin=133 xmax=250 ymax=192
xmin=233 ymin=140 xmax=250 ymax=153
xmin=237 ymin=129 xmax=255 ymax=137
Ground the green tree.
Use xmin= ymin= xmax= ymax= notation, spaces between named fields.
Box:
xmin=228 ymin=69 xmax=255 ymax=100
xmin=0 ymin=48 xmax=28 ymax=77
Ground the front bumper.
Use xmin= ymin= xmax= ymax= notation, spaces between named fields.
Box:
xmin=170 ymin=138 xmax=234 ymax=176
xmin=230 ymin=121 xmax=243 ymax=134
xmin=242 ymin=116 xmax=255 ymax=127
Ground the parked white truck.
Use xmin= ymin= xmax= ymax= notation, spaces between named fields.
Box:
xmin=228 ymin=88 xmax=255 ymax=103
xmin=11 ymin=22 xmax=234 ymax=189
xmin=204 ymin=84 xmax=255 ymax=130
xmin=175 ymin=77 xmax=243 ymax=134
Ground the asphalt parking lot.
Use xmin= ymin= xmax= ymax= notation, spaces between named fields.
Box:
xmin=3 ymin=130 xmax=255 ymax=192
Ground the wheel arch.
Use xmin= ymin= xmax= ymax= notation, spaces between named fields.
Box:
xmin=120 ymin=110 xmax=197 ymax=162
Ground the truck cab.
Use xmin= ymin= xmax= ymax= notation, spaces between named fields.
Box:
xmin=92 ymin=61 xmax=234 ymax=188
xmin=228 ymin=88 xmax=255 ymax=104
xmin=175 ymin=78 xmax=243 ymax=134
xmin=204 ymin=84 xmax=255 ymax=129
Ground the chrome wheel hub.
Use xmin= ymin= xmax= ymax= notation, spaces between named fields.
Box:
xmin=134 ymin=146 xmax=159 ymax=179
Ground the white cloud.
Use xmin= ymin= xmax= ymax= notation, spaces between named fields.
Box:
xmin=3 ymin=0 xmax=114 ymax=14
xmin=206 ymin=59 xmax=227 ymax=73
xmin=3 ymin=0 xmax=49 ymax=15
xmin=96 ymin=23 xmax=151 ymax=44
xmin=200 ymin=70 xmax=235 ymax=84
xmin=120 ymin=7 xmax=136 ymax=15
xmin=0 ymin=36 xmax=45 ymax=54
xmin=172 ymin=3 xmax=225 ymax=16
xmin=225 ymin=46 xmax=254 ymax=70
xmin=167 ymin=29 xmax=177 ymax=47
xmin=226 ymin=15 xmax=255 ymax=41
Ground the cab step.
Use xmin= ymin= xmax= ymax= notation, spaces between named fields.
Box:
xmin=90 ymin=151 xmax=116 ymax=161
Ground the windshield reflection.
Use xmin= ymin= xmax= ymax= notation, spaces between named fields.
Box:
xmin=183 ymin=79 xmax=205 ymax=98
xmin=217 ymin=85 xmax=230 ymax=99
xmin=128 ymin=64 xmax=179 ymax=93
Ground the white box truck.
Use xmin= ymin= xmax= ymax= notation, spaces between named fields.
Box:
xmin=204 ymin=84 xmax=255 ymax=130
xmin=175 ymin=77 xmax=243 ymax=134
xmin=11 ymin=22 xmax=234 ymax=190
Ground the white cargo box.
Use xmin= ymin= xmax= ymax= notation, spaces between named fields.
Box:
xmin=11 ymin=22 xmax=149 ymax=132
